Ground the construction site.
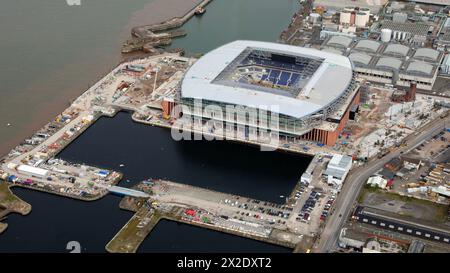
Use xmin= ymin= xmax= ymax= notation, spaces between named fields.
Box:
xmin=0 ymin=35 xmax=448 ymax=250
xmin=0 ymin=52 xmax=328 ymax=251
xmin=0 ymin=0 xmax=449 ymax=253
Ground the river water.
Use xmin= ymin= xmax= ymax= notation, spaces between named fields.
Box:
xmin=0 ymin=0 xmax=303 ymax=252
xmin=169 ymin=0 xmax=300 ymax=55
xmin=0 ymin=0 xmax=158 ymax=155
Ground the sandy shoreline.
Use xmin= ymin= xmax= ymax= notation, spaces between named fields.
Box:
xmin=0 ymin=0 xmax=209 ymax=158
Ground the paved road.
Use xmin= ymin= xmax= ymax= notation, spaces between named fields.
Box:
xmin=316 ymin=115 xmax=450 ymax=252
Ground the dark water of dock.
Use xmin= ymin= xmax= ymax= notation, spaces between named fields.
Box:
xmin=0 ymin=112 xmax=309 ymax=253
xmin=138 ymin=219 xmax=291 ymax=253
xmin=0 ymin=188 xmax=289 ymax=253
xmin=58 ymin=112 xmax=310 ymax=203
xmin=0 ymin=187 xmax=132 ymax=253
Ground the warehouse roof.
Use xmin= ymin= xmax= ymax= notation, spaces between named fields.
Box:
xmin=376 ymin=57 xmax=402 ymax=70
xmin=328 ymin=154 xmax=352 ymax=170
xmin=445 ymin=17 xmax=450 ymax=29
xmin=349 ymin=52 xmax=372 ymax=66
xmin=384 ymin=44 xmax=410 ymax=56
xmin=327 ymin=35 xmax=353 ymax=48
xmin=413 ymin=48 xmax=440 ymax=61
xmin=322 ymin=47 xmax=344 ymax=55
xmin=407 ymin=61 xmax=433 ymax=75
xmin=323 ymin=168 xmax=347 ymax=179
xmin=17 ymin=165 xmax=48 ymax=177
xmin=355 ymin=40 xmax=380 ymax=52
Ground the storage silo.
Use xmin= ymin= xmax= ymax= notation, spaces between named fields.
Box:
xmin=310 ymin=13 xmax=321 ymax=24
xmin=381 ymin=29 xmax=392 ymax=42
xmin=360 ymin=8 xmax=371 ymax=15
xmin=360 ymin=8 xmax=371 ymax=23
xmin=323 ymin=12 xmax=333 ymax=21
xmin=401 ymin=31 xmax=407 ymax=41
xmin=344 ymin=6 xmax=355 ymax=12
xmin=340 ymin=11 xmax=351 ymax=24
xmin=355 ymin=12 xmax=367 ymax=27
xmin=393 ymin=31 xmax=400 ymax=40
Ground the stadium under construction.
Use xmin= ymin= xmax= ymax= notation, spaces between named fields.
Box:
xmin=168 ymin=40 xmax=361 ymax=146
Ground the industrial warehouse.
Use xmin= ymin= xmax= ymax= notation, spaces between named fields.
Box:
xmin=175 ymin=40 xmax=361 ymax=146
xmin=322 ymin=36 xmax=444 ymax=90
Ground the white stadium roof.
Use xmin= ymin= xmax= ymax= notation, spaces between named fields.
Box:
xmin=181 ymin=40 xmax=353 ymax=119
xmin=321 ymin=47 xmax=344 ymax=55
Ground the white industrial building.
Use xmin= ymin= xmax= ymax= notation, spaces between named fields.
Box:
xmin=440 ymin=54 xmax=450 ymax=75
xmin=431 ymin=186 xmax=450 ymax=198
xmin=323 ymin=154 xmax=353 ymax=188
xmin=301 ymin=155 xmax=320 ymax=184
xmin=322 ymin=37 xmax=444 ymax=90
xmin=17 ymin=165 xmax=48 ymax=178
xmin=366 ymin=176 xmax=388 ymax=189
xmin=436 ymin=18 xmax=450 ymax=51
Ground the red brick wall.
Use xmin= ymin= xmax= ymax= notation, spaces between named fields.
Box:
xmin=301 ymin=88 xmax=360 ymax=146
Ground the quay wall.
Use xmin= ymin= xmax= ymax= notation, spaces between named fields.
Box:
xmin=131 ymin=113 xmax=317 ymax=157
xmin=131 ymin=0 xmax=213 ymax=36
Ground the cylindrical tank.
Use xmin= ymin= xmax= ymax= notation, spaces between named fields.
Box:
xmin=350 ymin=12 xmax=356 ymax=25
xmin=327 ymin=9 xmax=337 ymax=15
xmin=355 ymin=12 xmax=367 ymax=27
xmin=381 ymin=29 xmax=392 ymax=42
xmin=310 ymin=13 xmax=321 ymax=24
xmin=402 ymin=32 xmax=406 ymax=41
xmin=344 ymin=6 xmax=355 ymax=12
xmin=323 ymin=12 xmax=333 ymax=21
xmin=360 ymin=8 xmax=371 ymax=15
xmin=360 ymin=8 xmax=371 ymax=23
xmin=340 ymin=11 xmax=351 ymax=24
